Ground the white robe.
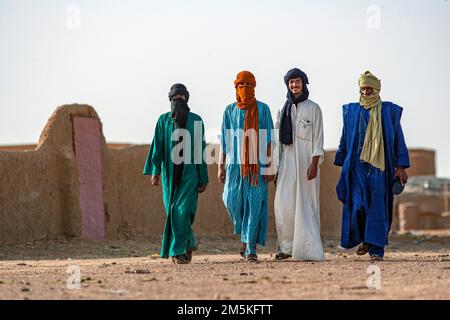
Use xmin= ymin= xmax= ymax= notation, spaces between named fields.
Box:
xmin=274 ymin=99 xmax=325 ymax=261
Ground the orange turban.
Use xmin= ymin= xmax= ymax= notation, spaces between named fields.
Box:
xmin=234 ymin=71 xmax=259 ymax=185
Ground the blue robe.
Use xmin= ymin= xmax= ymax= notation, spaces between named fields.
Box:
xmin=334 ymin=102 xmax=410 ymax=250
xmin=221 ymin=101 xmax=274 ymax=255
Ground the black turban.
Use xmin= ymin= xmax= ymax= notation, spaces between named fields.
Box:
xmin=168 ymin=83 xmax=190 ymax=102
xmin=168 ymin=83 xmax=191 ymax=187
xmin=279 ymin=68 xmax=310 ymax=145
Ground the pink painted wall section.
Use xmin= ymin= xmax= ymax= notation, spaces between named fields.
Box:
xmin=73 ymin=117 xmax=106 ymax=240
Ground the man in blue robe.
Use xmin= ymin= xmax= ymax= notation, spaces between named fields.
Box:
xmin=334 ymin=71 xmax=410 ymax=261
xmin=218 ymin=71 xmax=275 ymax=262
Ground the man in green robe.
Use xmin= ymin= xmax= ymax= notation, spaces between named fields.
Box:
xmin=143 ymin=83 xmax=209 ymax=264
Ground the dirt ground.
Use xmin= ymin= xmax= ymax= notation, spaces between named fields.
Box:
xmin=0 ymin=232 xmax=449 ymax=300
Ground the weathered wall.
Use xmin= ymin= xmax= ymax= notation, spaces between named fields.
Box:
xmin=0 ymin=105 xmax=438 ymax=244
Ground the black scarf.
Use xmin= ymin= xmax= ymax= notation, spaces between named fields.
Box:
xmin=279 ymin=68 xmax=310 ymax=145
xmin=168 ymin=83 xmax=191 ymax=187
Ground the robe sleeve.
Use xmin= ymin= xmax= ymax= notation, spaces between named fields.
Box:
xmin=273 ymin=108 xmax=282 ymax=173
xmin=261 ymin=105 xmax=275 ymax=172
xmin=334 ymin=105 xmax=348 ymax=167
xmin=220 ymin=106 xmax=230 ymax=156
xmin=394 ymin=109 xmax=410 ymax=169
xmin=265 ymin=104 xmax=275 ymax=148
xmin=197 ymin=119 xmax=209 ymax=186
xmin=143 ymin=116 xmax=164 ymax=176
xmin=312 ymin=104 xmax=324 ymax=164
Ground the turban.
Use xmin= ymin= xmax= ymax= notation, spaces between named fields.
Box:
xmin=234 ymin=71 xmax=259 ymax=185
xmin=358 ymin=71 xmax=381 ymax=92
xmin=358 ymin=71 xmax=385 ymax=171
xmin=279 ymin=68 xmax=310 ymax=145
xmin=168 ymin=83 xmax=190 ymax=102
xmin=168 ymin=83 xmax=191 ymax=187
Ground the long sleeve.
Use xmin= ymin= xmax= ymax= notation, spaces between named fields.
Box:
xmin=262 ymin=104 xmax=275 ymax=164
xmin=334 ymin=105 xmax=348 ymax=167
xmin=220 ymin=107 xmax=230 ymax=156
xmin=394 ymin=110 xmax=410 ymax=169
xmin=273 ymin=109 xmax=282 ymax=173
xmin=143 ymin=116 xmax=164 ymax=176
xmin=312 ymin=105 xmax=324 ymax=163
xmin=197 ymin=119 xmax=209 ymax=186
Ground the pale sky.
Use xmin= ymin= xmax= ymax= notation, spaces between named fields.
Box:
xmin=1 ymin=0 xmax=449 ymax=176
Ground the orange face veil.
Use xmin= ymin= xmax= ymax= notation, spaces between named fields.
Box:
xmin=234 ymin=71 xmax=259 ymax=185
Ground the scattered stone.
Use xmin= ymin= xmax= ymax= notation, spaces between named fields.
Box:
xmin=17 ymin=263 xmax=27 ymax=266
xmin=239 ymin=272 xmax=248 ymax=276
xmin=242 ymin=280 xmax=257 ymax=284
xmin=348 ymin=285 xmax=367 ymax=290
xmin=325 ymin=240 xmax=334 ymax=248
xmin=142 ymin=277 xmax=157 ymax=282
xmin=135 ymin=269 xmax=151 ymax=274
xmin=149 ymin=254 xmax=160 ymax=260
xmin=103 ymin=289 xmax=129 ymax=295
xmin=21 ymin=288 xmax=30 ymax=292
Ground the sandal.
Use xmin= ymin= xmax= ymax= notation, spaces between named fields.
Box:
xmin=370 ymin=255 xmax=384 ymax=262
xmin=186 ymin=245 xmax=198 ymax=262
xmin=240 ymin=242 xmax=247 ymax=257
xmin=275 ymin=252 xmax=292 ymax=261
xmin=172 ymin=254 xmax=191 ymax=264
xmin=245 ymin=254 xmax=258 ymax=262
xmin=356 ymin=243 xmax=371 ymax=256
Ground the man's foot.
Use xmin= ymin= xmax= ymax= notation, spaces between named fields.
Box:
xmin=356 ymin=243 xmax=371 ymax=256
xmin=245 ymin=254 xmax=258 ymax=262
xmin=275 ymin=252 xmax=292 ymax=261
xmin=186 ymin=245 xmax=198 ymax=262
xmin=172 ymin=254 xmax=191 ymax=264
xmin=370 ymin=255 xmax=384 ymax=262
xmin=240 ymin=242 xmax=247 ymax=257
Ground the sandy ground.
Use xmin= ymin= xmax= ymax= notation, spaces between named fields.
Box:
xmin=0 ymin=232 xmax=449 ymax=300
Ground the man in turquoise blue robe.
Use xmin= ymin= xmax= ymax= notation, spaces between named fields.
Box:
xmin=218 ymin=71 xmax=275 ymax=262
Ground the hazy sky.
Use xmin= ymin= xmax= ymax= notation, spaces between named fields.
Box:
xmin=1 ymin=0 xmax=449 ymax=176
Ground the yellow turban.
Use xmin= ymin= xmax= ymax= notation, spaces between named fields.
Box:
xmin=358 ymin=71 xmax=385 ymax=171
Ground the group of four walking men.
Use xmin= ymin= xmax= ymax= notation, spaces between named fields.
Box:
xmin=143 ymin=68 xmax=410 ymax=264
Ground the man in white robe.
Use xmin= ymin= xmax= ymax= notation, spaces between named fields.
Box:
xmin=274 ymin=68 xmax=325 ymax=261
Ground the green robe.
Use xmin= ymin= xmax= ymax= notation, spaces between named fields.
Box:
xmin=143 ymin=112 xmax=209 ymax=258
